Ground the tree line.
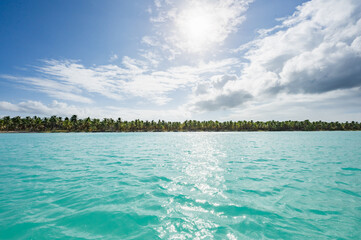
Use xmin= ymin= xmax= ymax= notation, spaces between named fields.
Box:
xmin=0 ymin=115 xmax=360 ymax=132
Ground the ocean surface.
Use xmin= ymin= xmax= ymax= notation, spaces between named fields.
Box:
xmin=0 ymin=132 xmax=360 ymax=239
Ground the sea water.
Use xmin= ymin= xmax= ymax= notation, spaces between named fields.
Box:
xmin=0 ymin=132 xmax=360 ymax=239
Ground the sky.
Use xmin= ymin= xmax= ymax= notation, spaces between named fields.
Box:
xmin=0 ymin=0 xmax=361 ymax=121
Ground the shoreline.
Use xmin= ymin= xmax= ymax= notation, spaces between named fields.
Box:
xmin=1 ymin=130 xmax=360 ymax=133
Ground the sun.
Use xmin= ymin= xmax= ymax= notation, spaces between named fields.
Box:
xmin=175 ymin=5 xmax=218 ymax=53
xmin=170 ymin=1 xmax=240 ymax=54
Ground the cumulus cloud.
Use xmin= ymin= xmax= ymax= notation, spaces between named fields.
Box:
xmin=190 ymin=74 xmax=253 ymax=111
xmin=194 ymin=0 xmax=361 ymax=113
xmin=194 ymin=75 xmax=237 ymax=95
xmin=241 ymin=0 xmax=361 ymax=95
xmin=193 ymin=89 xmax=252 ymax=111
xmin=225 ymin=88 xmax=361 ymax=121
xmin=0 ymin=101 xmax=20 ymax=112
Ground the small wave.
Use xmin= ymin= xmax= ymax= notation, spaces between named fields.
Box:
xmin=341 ymin=167 xmax=361 ymax=172
xmin=214 ymin=205 xmax=281 ymax=218
xmin=54 ymin=211 xmax=160 ymax=238
xmin=308 ymin=209 xmax=340 ymax=216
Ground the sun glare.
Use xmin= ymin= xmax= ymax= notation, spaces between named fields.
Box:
xmin=176 ymin=6 xmax=218 ymax=53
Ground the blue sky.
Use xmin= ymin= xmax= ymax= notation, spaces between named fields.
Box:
xmin=1 ymin=0 xmax=361 ymax=121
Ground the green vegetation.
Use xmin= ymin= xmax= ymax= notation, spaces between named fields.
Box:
xmin=0 ymin=115 xmax=360 ymax=132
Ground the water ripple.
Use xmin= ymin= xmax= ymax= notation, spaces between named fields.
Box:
xmin=0 ymin=132 xmax=360 ymax=239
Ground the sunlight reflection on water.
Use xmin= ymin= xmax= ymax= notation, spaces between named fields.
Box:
xmin=158 ymin=134 xmax=227 ymax=238
xmin=0 ymin=132 xmax=360 ymax=239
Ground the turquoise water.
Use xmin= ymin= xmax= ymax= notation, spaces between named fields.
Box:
xmin=0 ymin=132 xmax=360 ymax=239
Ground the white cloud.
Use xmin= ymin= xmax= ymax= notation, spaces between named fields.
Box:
xmin=0 ymin=100 xmax=69 ymax=116
xmin=192 ymin=89 xmax=252 ymax=111
xmin=142 ymin=36 xmax=160 ymax=47
xmin=0 ymin=100 xmax=191 ymax=121
xmin=2 ymin=89 xmax=360 ymax=121
xmin=188 ymin=74 xmax=253 ymax=111
xmin=0 ymin=74 xmax=93 ymax=103
xmin=2 ymin=57 xmax=240 ymax=106
xmin=139 ymin=50 xmax=161 ymax=66
xmin=154 ymin=0 xmax=162 ymax=9
xmin=194 ymin=0 xmax=361 ymax=112
xmin=109 ymin=54 xmax=118 ymax=62
xmin=241 ymin=0 xmax=361 ymax=95
xmin=0 ymin=101 xmax=20 ymax=112
xmin=224 ymin=88 xmax=361 ymax=122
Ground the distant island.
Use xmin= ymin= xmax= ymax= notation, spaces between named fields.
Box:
xmin=1 ymin=115 xmax=360 ymax=132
